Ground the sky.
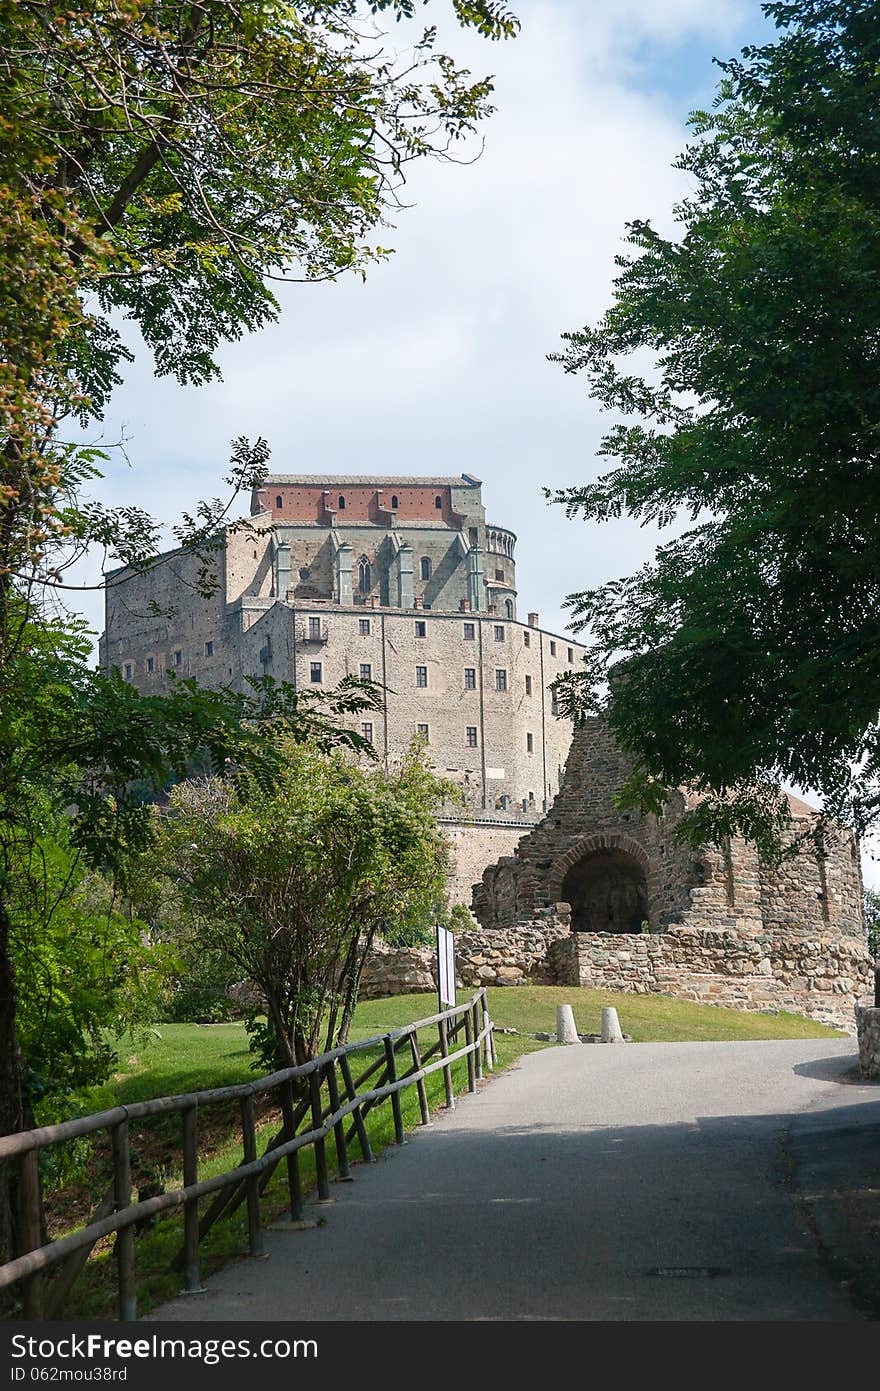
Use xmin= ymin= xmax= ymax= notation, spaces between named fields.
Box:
xmin=70 ymin=1 xmax=879 ymax=884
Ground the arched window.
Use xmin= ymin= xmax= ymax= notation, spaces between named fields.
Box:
xmin=391 ymin=495 xmax=398 ymax=509
xmin=434 ymin=496 xmax=442 ymax=509
xmin=275 ymin=495 xmax=283 ymax=509
xmin=338 ymin=495 xmax=346 ymax=510
xmin=420 ymin=556 xmax=431 ymax=581
xmin=358 ymin=555 xmax=371 ymax=593
xmin=505 ymin=599 xmax=513 ymax=619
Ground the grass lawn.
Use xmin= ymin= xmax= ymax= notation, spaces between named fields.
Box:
xmin=45 ymin=985 xmax=842 ymax=1319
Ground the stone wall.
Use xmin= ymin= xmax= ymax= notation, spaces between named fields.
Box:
xmin=548 ymin=921 xmax=871 ymax=1032
xmin=358 ymin=918 xmax=871 ymax=1033
xmin=855 ymin=1001 xmax=880 ymax=1078
xmin=357 ymin=920 xmax=571 ymax=999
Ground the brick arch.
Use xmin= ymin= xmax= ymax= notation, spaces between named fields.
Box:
xmin=547 ymin=831 xmax=652 ymax=906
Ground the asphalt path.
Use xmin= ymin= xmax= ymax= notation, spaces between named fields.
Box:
xmin=151 ymin=1037 xmax=870 ymax=1322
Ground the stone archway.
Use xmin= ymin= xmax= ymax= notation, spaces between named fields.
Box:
xmin=549 ymin=832 xmax=653 ymax=934
xmin=560 ymin=848 xmax=649 ymax=933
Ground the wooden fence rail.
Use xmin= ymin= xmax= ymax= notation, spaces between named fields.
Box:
xmin=0 ymin=990 xmax=496 ymax=1321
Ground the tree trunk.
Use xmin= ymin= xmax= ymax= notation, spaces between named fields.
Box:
xmin=0 ymin=895 xmax=23 ymax=1310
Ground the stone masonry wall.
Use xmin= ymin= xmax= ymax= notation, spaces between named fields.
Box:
xmin=357 ymin=920 xmax=571 ymax=999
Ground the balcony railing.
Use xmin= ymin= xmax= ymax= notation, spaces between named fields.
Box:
xmin=297 ymin=624 xmax=328 ymax=644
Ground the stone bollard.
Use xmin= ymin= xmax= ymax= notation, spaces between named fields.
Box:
xmin=556 ymin=1004 xmax=581 ymax=1044
xmin=601 ymin=1007 xmax=625 ymax=1043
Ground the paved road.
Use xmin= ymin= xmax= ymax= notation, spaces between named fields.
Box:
xmin=152 ymin=1038 xmax=873 ymax=1322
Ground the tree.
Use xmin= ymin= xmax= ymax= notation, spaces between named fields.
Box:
xmin=0 ymin=0 xmax=517 ymax=1275
xmin=549 ymin=1 xmax=880 ymax=855
xmin=153 ymin=741 xmax=456 ymax=1067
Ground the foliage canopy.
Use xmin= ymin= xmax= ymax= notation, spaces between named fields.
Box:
xmin=550 ymin=0 xmax=880 ymax=853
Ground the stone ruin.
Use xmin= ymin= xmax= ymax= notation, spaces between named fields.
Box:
xmin=467 ymin=718 xmax=873 ymax=1032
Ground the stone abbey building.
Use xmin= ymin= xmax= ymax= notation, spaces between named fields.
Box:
xmin=100 ymin=473 xmax=587 ymax=898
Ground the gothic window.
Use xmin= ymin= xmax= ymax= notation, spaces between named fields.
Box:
xmin=420 ymin=557 xmax=432 ymax=581
xmin=338 ymin=496 xmax=346 ymax=510
xmin=505 ymin=600 xmax=513 ymax=619
xmin=358 ymin=556 xmax=371 ymax=593
xmin=276 ymin=495 xmax=283 ymax=509
xmin=391 ymin=495 xmax=398 ymax=509
xmin=434 ymin=496 xmax=442 ymax=509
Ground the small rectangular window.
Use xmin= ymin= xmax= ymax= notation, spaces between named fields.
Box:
xmin=463 ymin=622 xmax=475 ymax=640
xmin=123 ymin=662 xmax=132 ymax=680
xmin=359 ymin=618 xmax=371 ymax=636
xmin=415 ymin=620 xmax=427 ymax=638
xmin=494 ymin=625 xmax=505 ymax=642
xmin=551 ymin=696 xmax=560 ymax=716
xmin=146 ymin=657 xmax=154 ymax=674
xmin=495 ymin=669 xmax=507 ymax=692
xmin=417 ymin=723 xmax=429 ymax=743
xmin=416 ymin=665 xmax=428 ymax=687
xmin=523 ymin=631 xmax=530 ymax=647
xmin=549 ymin=640 xmax=556 ymax=656
xmin=495 ymin=568 xmax=504 ymax=581
xmin=360 ymin=663 xmax=372 ymax=681
xmin=464 ymin=667 xmax=476 ymax=690
xmin=466 ymin=726 xmax=478 ymax=747
xmin=525 ymin=675 xmax=532 ymax=696
xmin=361 ymin=721 xmax=373 ymax=744
xmin=310 ymin=662 xmax=322 ymax=683
xmin=526 ymin=732 xmax=534 ymax=753
xmin=308 ymin=616 xmax=321 ymax=638
xmin=174 ymin=650 xmax=182 ymax=667
xmin=567 ymin=647 xmax=574 ymax=663
xmin=205 ymin=640 xmax=214 ymax=658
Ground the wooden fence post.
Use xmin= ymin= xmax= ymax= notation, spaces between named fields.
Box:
xmin=464 ymin=1009 xmax=477 ymax=1093
xmin=280 ymin=1078 xmax=304 ymax=1221
xmin=182 ymin=1105 xmax=202 ymax=1294
xmin=326 ymin=1064 xmax=351 ymax=1181
xmin=384 ymin=1036 xmax=405 ymax=1145
xmin=240 ymin=1094 xmax=264 ymax=1256
xmin=17 ymin=1149 xmax=44 ymax=1320
xmin=438 ymin=1017 xmax=455 ymax=1109
xmin=340 ymin=1055 xmax=373 ymax=1163
xmin=473 ymin=1001 xmax=483 ymax=1082
xmin=481 ymin=990 xmax=495 ymax=1071
xmin=409 ymin=1033 xmax=431 ymax=1127
xmin=111 ymin=1119 xmax=136 ymax=1321
xmin=310 ymin=1067 xmax=331 ymax=1201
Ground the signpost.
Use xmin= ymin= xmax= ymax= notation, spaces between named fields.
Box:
xmin=437 ymin=923 xmax=456 ymax=1010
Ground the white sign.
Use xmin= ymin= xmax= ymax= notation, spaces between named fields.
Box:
xmin=437 ymin=925 xmax=456 ymax=1008
xmin=485 ymin=767 xmax=506 ymax=780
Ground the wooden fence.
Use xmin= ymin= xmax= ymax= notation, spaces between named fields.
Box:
xmin=0 ymin=989 xmax=495 ymax=1321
